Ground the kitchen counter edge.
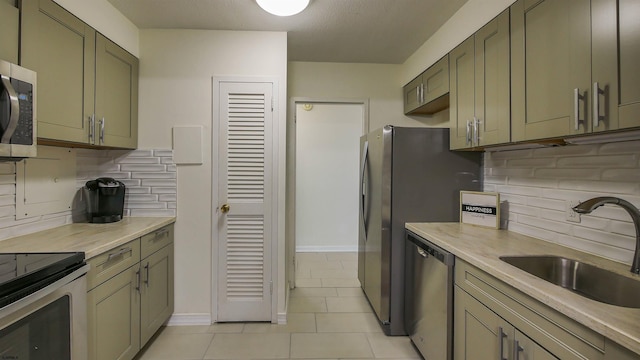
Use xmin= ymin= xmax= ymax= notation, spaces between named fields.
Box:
xmin=0 ymin=217 xmax=176 ymax=259
xmin=405 ymin=222 xmax=640 ymax=356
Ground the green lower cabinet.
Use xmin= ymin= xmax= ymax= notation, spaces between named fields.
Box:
xmin=454 ymin=286 xmax=511 ymax=360
xmin=140 ymin=244 xmax=175 ymax=345
xmin=514 ymin=330 xmax=558 ymax=360
xmin=87 ymin=225 xmax=175 ymax=360
xmin=454 ymin=259 xmax=640 ymax=359
xmin=454 ymin=286 xmax=559 ymax=360
xmin=87 ymin=265 xmax=141 ymax=360
xmin=454 ymin=259 xmax=619 ymax=360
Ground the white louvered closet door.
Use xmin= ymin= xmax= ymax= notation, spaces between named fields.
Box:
xmin=216 ymin=82 xmax=273 ymax=321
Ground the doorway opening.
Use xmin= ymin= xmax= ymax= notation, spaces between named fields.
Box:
xmin=287 ymin=98 xmax=368 ymax=290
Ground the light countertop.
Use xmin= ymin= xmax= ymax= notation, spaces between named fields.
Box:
xmin=0 ymin=217 xmax=176 ymax=259
xmin=406 ymin=222 xmax=640 ymax=356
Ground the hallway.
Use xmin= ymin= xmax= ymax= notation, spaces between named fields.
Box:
xmin=136 ymin=252 xmax=419 ymax=360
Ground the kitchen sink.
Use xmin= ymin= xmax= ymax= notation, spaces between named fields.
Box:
xmin=499 ymin=255 xmax=640 ymax=308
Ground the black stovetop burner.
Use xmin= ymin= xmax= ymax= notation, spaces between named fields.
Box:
xmin=0 ymin=252 xmax=86 ymax=308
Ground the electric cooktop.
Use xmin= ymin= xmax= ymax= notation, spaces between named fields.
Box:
xmin=0 ymin=252 xmax=86 ymax=308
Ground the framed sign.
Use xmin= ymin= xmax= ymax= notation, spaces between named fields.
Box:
xmin=460 ymin=191 xmax=500 ymax=229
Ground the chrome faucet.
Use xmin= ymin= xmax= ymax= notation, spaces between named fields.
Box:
xmin=573 ymin=197 xmax=640 ymax=274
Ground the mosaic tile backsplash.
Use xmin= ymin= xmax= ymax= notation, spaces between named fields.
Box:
xmin=0 ymin=148 xmax=176 ymax=241
xmin=483 ymin=140 xmax=640 ymax=265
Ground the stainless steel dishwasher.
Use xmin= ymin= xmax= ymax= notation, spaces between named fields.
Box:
xmin=404 ymin=230 xmax=454 ymax=360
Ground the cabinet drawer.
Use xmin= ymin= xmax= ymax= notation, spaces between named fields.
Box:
xmin=141 ymin=225 xmax=173 ymax=259
xmin=87 ymin=239 xmax=141 ymax=290
xmin=455 ymin=259 xmax=605 ymax=360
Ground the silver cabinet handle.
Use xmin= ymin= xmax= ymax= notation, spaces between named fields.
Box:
xmin=153 ymin=228 xmax=169 ymax=241
xmin=144 ymin=262 xmax=150 ymax=287
xmin=416 ymin=84 xmax=420 ymax=104
xmin=498 ymin=327 xmax=508 ymax=360
xmin=107 ymin=247 xmax=132 ymax=261
xmin=473 ymin=117 xmax=479 ymax=147
xmin=514 ymin=339 xmax=524 ymax=360
xmin=574 ymin=88 xmax=585 ymax=131
xmin=466 ymin=120 xmax=471 ymax=146
xmin=135 ymin=268 xmax=141 ymax=292
xmin=420 ymin=83 xmax=425 ymax=103
xmin=99 ymin=117 xmax=105 ymax=144
xmin=593 ymin=82 xmax=604 ymax=128
xmin=0 ymin=75 xmax=20 ymax=144
xmin=416 ymin=247 xmax=428 ymax=258
xmin=88 ymin=114 xmax=95 ymax=143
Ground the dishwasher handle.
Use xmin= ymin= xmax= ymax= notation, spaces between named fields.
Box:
xmin=407 ymin=231 xmax=454 ymax=267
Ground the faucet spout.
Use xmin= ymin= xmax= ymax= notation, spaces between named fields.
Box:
xmin=573 ymin=197 xmax=640 ymax=274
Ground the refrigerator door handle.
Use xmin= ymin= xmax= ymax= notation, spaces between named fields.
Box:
xmin=360 ymin=140 xmax=369 ymax=240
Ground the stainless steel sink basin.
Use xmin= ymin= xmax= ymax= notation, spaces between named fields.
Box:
xmin=499 ymin=255 xmax=640 ymax=308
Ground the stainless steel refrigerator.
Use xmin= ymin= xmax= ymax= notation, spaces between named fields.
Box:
xmin=358 ymin=126 xmax=482 ymax=335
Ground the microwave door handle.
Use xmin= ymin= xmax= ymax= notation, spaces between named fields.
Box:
xmin=0 ymin=75 xmax=19 ymax=144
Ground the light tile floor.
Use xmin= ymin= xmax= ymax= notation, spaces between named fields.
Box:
xmin=135 ymin=252 xmax=420 ymax=360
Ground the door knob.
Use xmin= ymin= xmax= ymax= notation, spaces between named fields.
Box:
xmin=220 ymin=204 xmax=230 ymax=213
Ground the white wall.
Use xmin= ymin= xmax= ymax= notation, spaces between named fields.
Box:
xmin=289 ymin=62 xmax=448 ymax=131
xmin=295 ymin=103 xmax=362 ymax=252
xmin=138 ymin=29 xmax=288 ymax=323
xmin=484 ymin=141 xmax=640 ymax=265
xmin=53 ymin=0 xmax=139 ymax=56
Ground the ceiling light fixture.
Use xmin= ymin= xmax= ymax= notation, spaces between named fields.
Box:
xmin=256 ymin=0 xmax=310 ymax=16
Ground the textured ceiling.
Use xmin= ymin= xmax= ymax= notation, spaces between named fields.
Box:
xmin=107 ymin=0 xmax=469 ymax=64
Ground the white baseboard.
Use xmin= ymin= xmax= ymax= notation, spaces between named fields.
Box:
xmin=166 ymin=313 xmax=212 ymax=326
xmin=296 ymin=245 xmax=358 ymax=252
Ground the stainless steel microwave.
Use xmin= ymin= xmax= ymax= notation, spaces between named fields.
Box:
xmin=0 ymin=60 xmax=37 ymax=158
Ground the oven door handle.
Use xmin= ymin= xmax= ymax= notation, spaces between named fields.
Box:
xmin=0 ymin=75 xmax=20 ymax=144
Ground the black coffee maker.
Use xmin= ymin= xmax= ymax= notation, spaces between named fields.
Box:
xmin=84 ymin=177 xmax=126 ymax=223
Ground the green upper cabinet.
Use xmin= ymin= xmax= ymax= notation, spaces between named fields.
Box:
xmin=21 ymin=0 xmax=138 ymax=149
xmin=21 ymin=0 xmax=95 ymax=144
xmin=450 ymin=9 xmax=510 ymax=150
xmin=449 ymin=37 xmax=475 ymax=149
xmin=598 ymin=0 xmax=640 ymax=131
xmin=95 ymin=34 xmax=139 ymax=149
xmin=511 ymin=0 xmax=610 ymax=142
xmin=403 ymin=55 xmax=449 ymax=115
xmin=0 ymin=0 xmax=19 ymax=63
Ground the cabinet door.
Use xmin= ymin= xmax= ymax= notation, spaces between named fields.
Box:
xmin=0 ymin=0 xmax=19 ymax=63
xmin=95 ymin=34 xmax=138 ymax=149
xmin=615 ymin=0 xmax=640 ymax=130
xmin=423 ymin=55 xmax=449 ymax=104
xmin=511 ymin=0 xmax=591 ymax=141
xmin=515 ymin=330 xmax=559 ymax=360
xmin=475 ymin=9 xmax=510 ymax=147
xmin=454 ymin=286 xmax=513 ymax=360
xmin=21 ymin=0 xmax=95 ymax=144
xmin=403 ymin=76 xmax=423 ymax=114
xmin=140 ymin=244 xmax=174 ymax=345
xmin=449 ymin=36 xmax=475 ymax=149
xmin=87 ymin=265 xmax=141 ymax=360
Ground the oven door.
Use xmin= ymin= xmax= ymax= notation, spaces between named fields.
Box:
xmin=0 ymin=265 xmax=88 ymax=360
